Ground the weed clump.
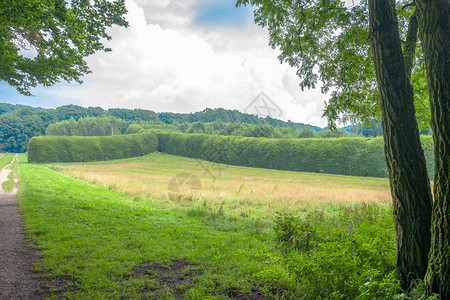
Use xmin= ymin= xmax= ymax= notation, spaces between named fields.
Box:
xmin=272 ymin=203 xmax=401 ymax=299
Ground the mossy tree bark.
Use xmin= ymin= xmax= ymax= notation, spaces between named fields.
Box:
xmin=368 ymin=0 xmax=433 ymax=290
xmin=416 ymin=0 xmax=450 ymax=298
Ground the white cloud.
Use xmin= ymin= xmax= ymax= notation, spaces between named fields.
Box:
xmin=52 ymin=0 xmax=328 ymax=127
xmin=133 ymin=0 xmax=196 ymax=28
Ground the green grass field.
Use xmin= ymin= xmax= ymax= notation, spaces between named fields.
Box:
xmin=0 ymin=153 xmax=15 ymax=170
xmin=1 ymin=153 xmax=18 ymax=192
xmin=52 ymin=153 xmax=392 ymax=220
xmin=18 ymin=154 xmax=402 ymax=299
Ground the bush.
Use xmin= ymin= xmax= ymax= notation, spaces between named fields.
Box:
xmin=125 ymin=124 xmax=144 ymax=134
xmin=28 ymin=132 xmax=158 ymax=163
xmin=155 ymin=131 xmax=434 ymax=178
xmin=273 ymin=204 xmax=398 ymax=299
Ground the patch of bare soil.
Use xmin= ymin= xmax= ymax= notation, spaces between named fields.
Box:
xmin=131 ymin=259 xmax=274 ymax=299
xmin=131 ymin=259 xmax=201 ymax=299
xmin=34 ymin=275 xmax=78 ymax=300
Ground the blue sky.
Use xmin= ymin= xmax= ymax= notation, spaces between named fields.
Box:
xmin=0 ymin=0 xmax=328 ymax=127
xmin=194 ymin=1 xmax=254 ymax=27
xmin=0 ymin=82 xmax=76 ymax=109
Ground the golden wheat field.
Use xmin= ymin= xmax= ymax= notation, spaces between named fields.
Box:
xmin=52 ymin=153 xmax=392 ymax=219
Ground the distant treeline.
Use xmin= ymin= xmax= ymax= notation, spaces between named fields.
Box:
xmin=157 ymin=108 xmax=322 ymax=131
xmin=156 ymin=131 xmax=435 ymax=178
xmin=49 ymin=117 xmax=349 ymax=140
xmin=46 ymin=116 xmax=129 ymax=137
xmin=0 ymin=103 xmax=320 ymax=153
xmin=28 ymin=132 xmax=158 ymax=163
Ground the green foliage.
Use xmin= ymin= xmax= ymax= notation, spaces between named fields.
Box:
xmin=0 ymin=103 xmax=325 ymax=153
xmin=28 ymin=122 xmax=435 ymax=178
xmin=411 ymin=64 xmax=431 ymax=131
xmin=156 ymin=132 xmax=430 ymax=178
xmin=0 ymin=107 xmax=53 ymax=152
xmin=355 ymin=270 xmax=403 ymax=300
xmin=271 ymin=204 xmax=439 ymax=299
xmin=0 ymin=102 xmax=434 ymax=159
xmin=125 ymin=123 xmax=144 ymax=134
xmin=144 ymin=118 xmax=391 ymax=140
xmin=236 ymin=0 xmax=430 ymax=129
xmin=157 ymin=108 xmax=322 ymax=131
xmin=0 ymin=0 xmax=128 ymax=95
xmin=46 ymin=115 xmax=127 ymax=136
xmin=420 ymin=136 xmax=434 ymax=179
xmin=274 ymin=211 xmax=319 ymax=252
xmin=0 ymin=104 xmax=162 ymax=152
xmin=108 ymin=108 xmax=158 ymax=122
xmin=146 ymin=120 xmax=326 ymax=139
xmin=273 ymin=204 xmax=399 ymax=299
xmin=28 ymin=132 xmax=158 ymax=163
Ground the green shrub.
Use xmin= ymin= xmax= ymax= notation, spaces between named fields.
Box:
xmin=154 ymin=132 xmax=434 ymax=178
xmin=31 ymin=129 xmax=434 ymax=177
xmin=28 ymin=132 xmax=158 ymax=163
xmin=125 ymin=123 xmax=144 ymax=134
xmin=273 ymin=204 xmax=398 ymax=299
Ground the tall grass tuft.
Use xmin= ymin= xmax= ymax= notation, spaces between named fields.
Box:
xmin=272 ymin=203 xmax=400 ymax=299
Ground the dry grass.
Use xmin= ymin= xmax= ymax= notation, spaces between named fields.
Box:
xmin=52 ymin=153 xmax=392 ymax=219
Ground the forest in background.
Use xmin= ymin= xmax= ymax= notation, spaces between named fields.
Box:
xmin=0 ymin=103 xmax=319 ymax=152
xmin=1 ymin=102 xmax=393 ymax=153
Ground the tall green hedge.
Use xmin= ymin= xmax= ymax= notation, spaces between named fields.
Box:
xmin=156 ymin=131 xmax=434 ymax=178
xmin=28 ymin=129 xmax=434 ymax=179
xmin=28 ymin=132 xmax=158 ymax=163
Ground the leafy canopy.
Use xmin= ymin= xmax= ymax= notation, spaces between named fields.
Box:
xmin=0 ymin=0 xmax=128 ymax=95
xmin=236 ymin=0 xmax=430 ymax=129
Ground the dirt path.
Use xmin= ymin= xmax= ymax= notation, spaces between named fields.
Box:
xmin=0 ymin=154 xmax=42 ymax=300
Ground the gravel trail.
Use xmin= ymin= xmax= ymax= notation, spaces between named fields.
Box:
xmin=0 ymin=154 xmax=42 ymax=299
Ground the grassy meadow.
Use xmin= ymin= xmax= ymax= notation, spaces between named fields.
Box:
xmin=1 ymin=153 xmax=18 ymax=192
xmin=0 ymin=152 xmax=15 ymax=169
xmin=17 ymin=153 xmax=407 ymax=299
xmin=1 ymin=154 xmax=18 ymax=192
xmin=51 ymin=153 xmax=392 ymax=220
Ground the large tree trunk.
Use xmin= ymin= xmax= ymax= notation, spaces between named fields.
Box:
xmin=416 ymin=0 xmax=450 ymax=298
xmin=367 ymin=0 xmax=433 ymax=290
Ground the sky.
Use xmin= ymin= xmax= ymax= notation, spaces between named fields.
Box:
xmin=0 ymin=0 xmax=330 ymax=127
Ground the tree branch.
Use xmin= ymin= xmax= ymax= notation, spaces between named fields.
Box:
xmin=403 ymin=10 xmax=419 ymax=80
xmin=402 ymin=1 xmax=415 ymax=10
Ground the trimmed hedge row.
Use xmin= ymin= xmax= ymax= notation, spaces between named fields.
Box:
xmin=156 ymin=131 xmax=434 ymax=178
xmin=28 ymin=132 xmax=158 ymax=163
xmin=28 ymin=129 xmax=434 ymax=178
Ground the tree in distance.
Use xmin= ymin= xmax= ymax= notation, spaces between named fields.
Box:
xmin=0 ymin=0 xmax=128 ymax=95
xmin=236 ymin=0 xmax=449 ymax=297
